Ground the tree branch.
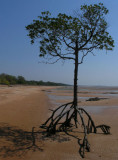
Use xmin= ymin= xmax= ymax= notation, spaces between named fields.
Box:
xmin=78 ymin=15 xmax=101 ymax=51
xmin=48 ymin=40 xmax=75 ymax=61
xmin=63 ymin=37 xmax=75 ymax=50
xmin=78 ymin=48 xmax=94 ymax=65
xmin=38 ymin=57 xmax=62 ymax=64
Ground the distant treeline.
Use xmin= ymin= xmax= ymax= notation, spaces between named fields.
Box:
xmin=0 ymin=73 xmax=68 ymax=86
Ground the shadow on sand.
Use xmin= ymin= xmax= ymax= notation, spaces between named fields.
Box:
xmin=0 ymin=123 xmax=70 ymax=158
xmin=0 ymin=123 xmax=107 ymax=158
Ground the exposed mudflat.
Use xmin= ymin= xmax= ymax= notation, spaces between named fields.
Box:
xmin=0 ymin=85 xmax=118 ymax=160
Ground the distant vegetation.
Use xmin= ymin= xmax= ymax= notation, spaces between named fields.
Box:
xmin=0 ymin=73 xmax=68 ymax=86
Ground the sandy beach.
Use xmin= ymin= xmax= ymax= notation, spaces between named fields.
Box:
xmin=0 ymin=85 xmax=118 ymax=160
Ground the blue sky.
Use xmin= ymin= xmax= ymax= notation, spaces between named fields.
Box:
xmin=0 ymin=0 xmax=118 ymax=86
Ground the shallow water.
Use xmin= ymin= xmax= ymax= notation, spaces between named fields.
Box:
xmin=48 ymin=94 xmax=89 ymax=101
xmin=82 ymin=106 xmax=118 ymax=114
xmin=47 ymin=86 xmax=118 ymax=114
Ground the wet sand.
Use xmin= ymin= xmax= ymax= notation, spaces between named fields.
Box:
xmin=0 ymin=85 xmax=118 ymax=160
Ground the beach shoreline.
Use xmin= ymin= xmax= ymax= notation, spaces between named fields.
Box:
xmin=0 ymin=85 xmax=118 ymax=160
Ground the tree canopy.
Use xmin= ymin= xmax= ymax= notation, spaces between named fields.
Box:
xmin=0 ymin=73 xmax=67 ymax=86
xmin=26 ymin=3 xmax=114 ymax=64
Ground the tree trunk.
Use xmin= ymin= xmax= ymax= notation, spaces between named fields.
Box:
xmin=73 ymin=49 xmax=78 ymax=108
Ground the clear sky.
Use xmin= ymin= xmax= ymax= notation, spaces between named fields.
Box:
xmin=0 ymin=0 xmax=118 ymax=86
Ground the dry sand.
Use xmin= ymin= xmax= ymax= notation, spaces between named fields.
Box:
xmin=0 ymin=85 xmax=118 ymax=160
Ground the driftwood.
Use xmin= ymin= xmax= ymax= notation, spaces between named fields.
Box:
xmin=40 ymin=102 xmax=110 ymax=158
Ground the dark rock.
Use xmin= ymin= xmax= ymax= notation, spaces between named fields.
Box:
xmin=86 ymin=97 xmax=108 ymax=101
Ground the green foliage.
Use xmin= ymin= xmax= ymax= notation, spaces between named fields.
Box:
xmin=0 ymin=73 xmax=67 ymax=86
xmin=26 ymin=3 xmax=114 ymax=64
xmin=17 ymin=76 xmax=26 ymax=84
xmin=0 ymin=73 xmax=16 ymax=85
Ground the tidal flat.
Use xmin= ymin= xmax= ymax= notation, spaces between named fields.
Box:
xmin=0 ymin=85 xmax=118 ymax=160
